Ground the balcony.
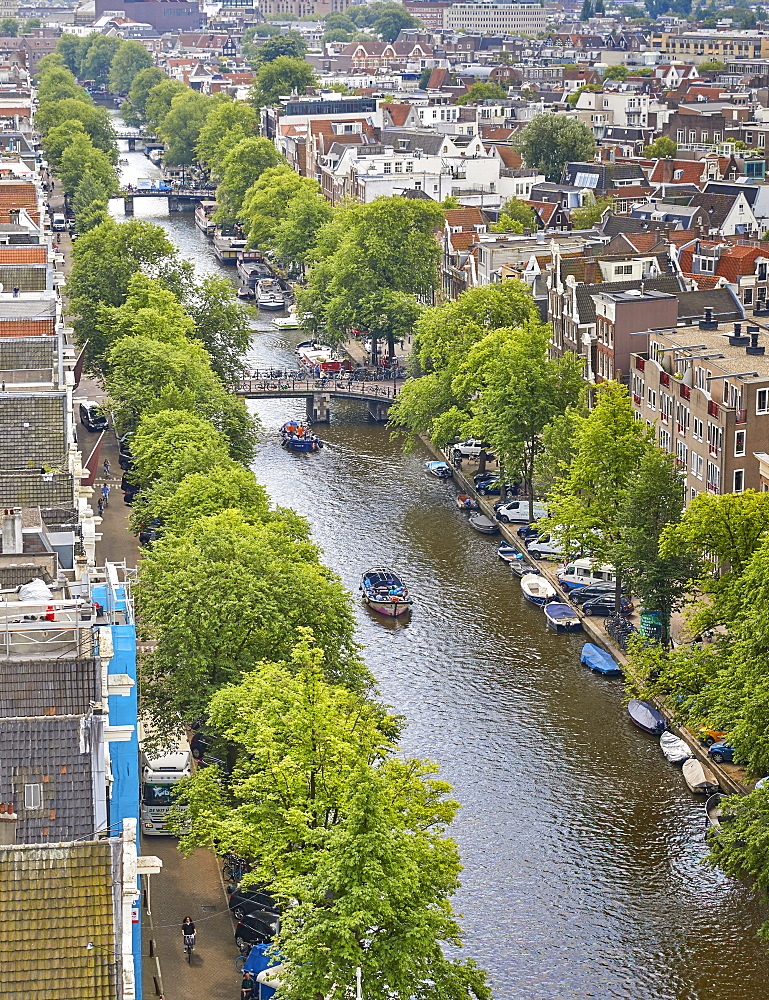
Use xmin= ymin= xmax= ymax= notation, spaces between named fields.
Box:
xmin=660 ymin=371 xmax=670 ymax=388
xmin=707 ymin=400 xmax=720 ymax=419
xmin=708 ymin=444 xmax=720 ymax=457
xmin=660 ymin=411 xmax=669 ymax=424
xmin=633 ymin=392 xmax=641 ymax=405
xmin=736 ymin=408 xmax=747 ymax=424
xmin=706 ymin=481 xmax=721 ymax=494
xmin=680 ymin=384 xmax=691 ymax=400
xmin=677 ymin=423 xmax=687 ymax=436
xmin=635 ymin=356 xmax=645 ymax=372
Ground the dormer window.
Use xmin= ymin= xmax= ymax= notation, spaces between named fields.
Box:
xmin=673 ymin=169 xmax=683 ymax=181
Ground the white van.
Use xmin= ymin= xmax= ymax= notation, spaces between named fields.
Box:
xmin=557 ymin=558 xmax=616 ymax=590
xmin=527 ymin=531 xmax=569 ymax=561
xmin=52 ymin=213 xmax=66 ymax=231
xmin=496 ymin=499 xmax=548 ymax=524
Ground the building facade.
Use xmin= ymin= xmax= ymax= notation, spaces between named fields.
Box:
xmin=443 ymin=2 xmax=546 ymax=34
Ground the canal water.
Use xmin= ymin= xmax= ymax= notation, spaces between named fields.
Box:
xmin=111 ymin=140 xmax=769 ymax=1000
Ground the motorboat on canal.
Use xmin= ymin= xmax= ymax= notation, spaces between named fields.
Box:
xmin=272 ymin=307 xmax=302 ymax=330
xmin=295 ymin=340 xmax=347 ymax=375
xmin=194 ymin=200 xmax=218 ymax=236
xmin=660 ymin=731 xmax=692 ymax=765
xmin=360 ymin=568 xmax=413 ymax=617
xmin=544 ymin=602 xmax=582 ymax=633
xmin=627 ymin=699 xmax=666 ymax=735
xmin=468 ymin=514 xmax=499 ymax=535
xmin=425 ymin=461 xmax=452 ymax=479
xmin=520 ymin=573 xmax=556 ymax=606
xmin=580 ymin=642 xmax=622 ymax=677
xmin=456 ymin=494 xmax=480 ymax=512
xmin=510 ymin=553 xmax=540 ymax=577
xmin=705 ymin=792 xmax=731 ymax=834
xmin=213 ymin=231 xmax=247 ymax=265
xmin=497 ymin=540 xmax=518 ymax=561
xmin=682 ymin=758 xmax=720 ymax=795
xmin=280 ymin=421 xmax=322 ymax=453
xmin=256 ymin=278 xmax=285 ymax=311
xmin=237 ymin=254 xmax=272 ymax=289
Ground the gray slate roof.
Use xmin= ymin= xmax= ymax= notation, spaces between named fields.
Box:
xmin=380 ymin=129 xmax=449 ymax=155
xmin=0 ymin=717 xmax=96 ymax=843
xmin=0 ymin=393 xmax=68 ymax=469
xmin=576 ymin=275 xmax=686 ymax=325
xmin=677 ymin=288 xmax=743 ymax=324
xmin=0 ymin=337 xmax=56 ymax=372
xmin=0 ymin=659 xmax=99 ymax=719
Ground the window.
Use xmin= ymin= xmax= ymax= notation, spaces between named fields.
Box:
xmin=405 ymin=162 xmax=413 ymax=173
xmin=24 ymin=783 xmax=42 ymax=809
xmin=692 ymin=452 xmax=703 ymax=479
xmin=735 ymin=429 xmax=746 ymax=457
xmin=689 ymin=130 xmax=696 ymax=143
xmin=415 ymin=180 xmax=422 ymax=190
xmin=659 ymin=428 xmax=671 ymax=452
xmin=677 ymin=129 xmax=684 ymax=143
xmin=383 ymin=162 xmax=391 ymax=174
xmin=676 ymin=440 xmax=688 ymax=466
xmin=714 ymin=131 xmax=721 ymax=143
xmin=693 ymin=416 xmax=704 ymax=441
xmin=758 ymin=388 xmax=769 ymax=413
xmin=615 ymin=264 xmax=633 ymax=276
xmin=647 ymin=387 xmax=657 ymax=409
xmin=759 ymin=263 xmax=768 ymax=281
xmin=761 ymin=134 xmax=767 ymax=149
xmin=394 ymin=162 xmax=402 ymax=173
xmin=734 ymin=469 xmax=745 ymax=492
xmin=745 ymin=288 xmax=754 ymax=305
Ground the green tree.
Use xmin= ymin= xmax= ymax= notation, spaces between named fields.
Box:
xmin=123 ymin=66 xmax=167 ymax=126
xmin=545 ymin=381 xmax=654 ymax=603
xmin=571 ymin=195 xmax=612 ymax=229
xmin=42 ymin=119 xmax=89 ymax=170
xmin=698 ymin=59 xmax=727 ymax=71
xmin=34 ymin=53 xmax=67 ymax=77
xmin=130 ymin=408 xmax=232 ymax=487
xmin=603 ymin=64 xmax=629 ymax=80
xmin=137 ymin=516 xmax=365 ymax=728
xmin=108 ymin=39 xmax=153 ymax=94
xmin=419 ymin=66 xmax=432 ymax=89
xmin=514 ymin=113 xmax=596 ymax=182
xmin=580 ymin=0 xmax=593 ymax=17
xmin=250 ymin=29 xmax=307 ymax=65
xmin=195 ymin=101 xmax=258 ymax=176
xmin=0 ymin=17 xmax=18 ymax=35
xmin=271 ymin=188 xmax=334 ymax=272
xmin=249 ymin=56 xmax=318 ymax=108
xmin=374 ymin=3 xmax=420 ymax=41
xmin=215 ymin=136 xmax=283 ymax=223
xmin=160 ymin=90 xmax=221 ymax=168
xmin=324 ymin=11 xmax=357 ymax=30
xmin=490 ymin=198 xmax=537 ymax=233
xmin=279 ymin=764 xmax=490 ymax=1000
xmin=643 ymin=135 xmax=678 ymax=158
xmin=55 ymin=33 xmax=86 ymax=75
xmin=35 ymin=100 xmax=117 ymax=162
xmin=72 ymin=172 xmax=113 ymax=219
xmin=566 ymin=83 xmax=602 ymax=109
xmin=240 ymin=165 xmax=319 ymax=245
xmin=79 ymin=34 xmax=122 ymax=84
xmin=23 ymin=17 xmax=41 ymax=30
xmin=144 ymin=78 xmax=187 ymax=133
xmin=187 ymin=275 xmax=253 ymax=386
xmin=37 ymin=66 xmax=89 ymax=104
xmin=456 ymin=81 xmax=509 ymax=104
xmin=59 ymin=135 xmax=118 ymax=199
xmin=66 ymin=218 xmax=191 ymax=372
xmin=76 ymin=200 xmax=110 ymax=234
xmin=612 ymin=449 xmax=698 ymax=646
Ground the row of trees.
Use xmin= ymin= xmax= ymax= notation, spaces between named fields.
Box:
xmin=51 ymin=32 xmax=153 ymax=93
xmin=64 ymin=212 xmax=489 ymax=997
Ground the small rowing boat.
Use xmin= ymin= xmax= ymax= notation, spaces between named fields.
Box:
xmin=660 ymin=731 xmax=692 ymax=765
xmin=520 ymin=573 xmax=556 ymax=606
xmin=544 ymin=602 xmax=582 ymax=633
xmin=682 ymin=758 xmax=719 ymax=795
xmin=627 ymin=699 xmax=666 ymax=735
xmin=425 ymin=461 xmax=452 ymax=479
xmin=580 ymin=642 xmax=622 ymax=677
xmin=456 ymin=494 xmax=480 ymax=512
xmin=360 ymin=568 xmax=413 ymax=617
xmin=468 ymin=514 xmax=499 ymax=535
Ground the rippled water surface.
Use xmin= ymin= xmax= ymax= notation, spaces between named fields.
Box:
xmin=112 ymin=138 xmax=769 ymax=999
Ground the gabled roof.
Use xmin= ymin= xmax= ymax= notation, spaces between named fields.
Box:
xmin=676 ymin=288 xmax=742 ymax=324
xmin=688 ymin=191 xmax=745 ymax=228
xmin=444 ymin=207 xmax=487 ymax=230
xmin=381 ymin=103 xmax=413 ymax=127
xmin=575 ymin=275 xmax=686 ymax=325
xmin=486 ymin=143 xmax=522 ymax=169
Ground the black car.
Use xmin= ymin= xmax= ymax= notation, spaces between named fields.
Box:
xmin=517 ymin=523 xmax=540 ymax=541
xmin=235 ymin=909 xmax=280 ymax=954
xmin=569 ymin=584 xmax=628 ymax=605
xmin=228 ymin=883 xmax=280 ymax=921
xmin=581 ymin=593 xmax=634 ymax=617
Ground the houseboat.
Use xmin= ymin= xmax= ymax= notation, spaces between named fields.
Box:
xmin=295 ymin=341 xmax=347 ymax=375
xmin=256 ymin=278 xmax=285 ymax=311
xmin=194 ymin=200 xmax=218 ymax=237
xmin=213 ymin=231 xmax=247 ymax=265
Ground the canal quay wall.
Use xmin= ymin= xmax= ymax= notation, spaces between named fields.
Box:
xmin=422 ymin=438 xmax=748 ymax=797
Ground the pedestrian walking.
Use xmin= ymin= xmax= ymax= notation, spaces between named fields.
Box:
xmin=97 ymin=497 xmax=104 ymax=517
xmin=12 ymin=286 xmax=19 ymax=297
xmin=103 ymin=459 xmax=111 ymax=478
xmin=241 ymin=971 xmax=256 ymax=999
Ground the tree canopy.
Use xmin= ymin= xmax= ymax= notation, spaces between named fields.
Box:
xmin=249 ymin=56 xmax=318 ymax=108
xmin=215 ymin=137 xmax=283 ymax=223
xmin=514 ymin=114 xmax=596 ymax=182
xmin=457 ymin=81 xmax=509 ymax=104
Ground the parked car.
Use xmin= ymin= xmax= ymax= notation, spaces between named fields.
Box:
xmin=117 ymin=432 xmax=133 ymax=471
xmin=228 ymin=884 xmax=280 ymax=921
xmin=698 ymin=726 xmax=728 ymax=747
xmin=526 ymin=532 xmax=569 ymax=561
xmin=121 ymin=473 xmax=141 ymax=505
xmin=496 ymin=500 xmax=548 ymax=524
xmin=452 ymin=439 xmax=495 ymax=460
xmin=235 ymin=910 xmax=280 ymax=954
xmin=707 ymin=741 xmax=734 ymax=764
xmin=517 ymin=523 xmax=540 ymax=541
xmin=473 ymin=471 xmax=498 ymax=486
xmin=79 ymin=400 xmax=109 ymax=433
xmin=570 ymin=583 xmax=628 ymax=605
xmin=581 ymin=593 xmax=634 ymax=617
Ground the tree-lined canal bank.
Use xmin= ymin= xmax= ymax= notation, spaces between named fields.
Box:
xmin=110 ymin=144 xmax=769 ymax=1000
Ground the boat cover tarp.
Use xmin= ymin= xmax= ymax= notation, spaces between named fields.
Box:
xmin=628 ymin=699 xmax=666 ymax=734
xmin=545 ymin=603 xmax=578 ymax=621
xmin=580 ymin=642 xmax=622 ymax=675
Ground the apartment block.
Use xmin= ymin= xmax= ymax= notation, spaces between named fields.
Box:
xmin=443 ymin=2 xmax=546 ymax=34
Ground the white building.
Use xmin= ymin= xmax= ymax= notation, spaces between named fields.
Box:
xmin=443 ymin=2 xmax=546 ymax=34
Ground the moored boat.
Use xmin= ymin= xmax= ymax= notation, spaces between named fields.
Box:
xmin=468 ymin=514 xmax=499 ymax=535
xmin=544 ymin=602 xmax=582 ymax=633
xmin=279 ymin=420 xmax=322 ymax=453
xmin=256 ymin=278 xmax=285 ymax=311
xmin=510 ymin=554 xmax=540 ymax=578
xmin=456 ymin=494 xmax=481 ymax=512
xmin=520 ymin=573 xmax=556 ymax=606
xmin=272 ymin=306 xmax=302 ymax=330
xmin=194 ymin=200 xmax=218 ymax=236
xmin=360 ymin=568 xmax=412 ymax=617
xmin=295 ymin=340 xmax=347 ymax=375
xmin=213 ymin=231 xmax=247 ymax=265
xmin=580 ymin=642 xmax=622 ymax=676
xmin=425 ymin=461 xmax=452 ymax=479
xmin=705 ymin=792 xmax=730 ymax=833
xmin=660 ymin=731 xmax=692 ymax=765
xmin=682 ymin=757 xmax=720 ymax=795
xmin=497 ymin=540 xmax=518 ymax=561
xmin=627 ymin=699 xmax=666 ymax=735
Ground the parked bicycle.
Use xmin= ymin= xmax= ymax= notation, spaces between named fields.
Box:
xmin=222 ymin=853 xmax=251 ymax=882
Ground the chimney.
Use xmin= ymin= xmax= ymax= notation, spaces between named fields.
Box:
xmin=747 ymin=332 xmax=765 ymax=355
xmin=1 ymin=508 xmax=22 ymax=554
xmin=0 ymin=803 xmax=17 ymax=845
xmin=699 ymin=307 xmax=718 ymax=330
xmin=729 ymin=322 xmax=749 ymax=346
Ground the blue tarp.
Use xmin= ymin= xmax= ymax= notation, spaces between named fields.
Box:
xmin=580 ymin=642 xmax=622 ymax=677
xmin=243 ymin=944 xmax=282 ymax=999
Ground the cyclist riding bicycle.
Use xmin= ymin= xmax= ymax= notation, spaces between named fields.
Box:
xmin=182 ymin=916 xmax=196 ymax=948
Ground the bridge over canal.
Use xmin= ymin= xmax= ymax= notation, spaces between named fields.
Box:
xmin=235 ymin=374 xmax=403 ymax=422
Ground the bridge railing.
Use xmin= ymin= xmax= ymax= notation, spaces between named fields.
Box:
xmin=236 ymin=372 xmax=404 ymax=398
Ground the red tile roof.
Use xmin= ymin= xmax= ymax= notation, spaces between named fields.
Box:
xmin=0 ymin=247 xmax=46 ymax=264
xmin=382 ymin=103 xmax=413 ymax=126
xmin=444 ymin=207 xmax=486 ymax=230
xmin=0 ymin=318 xmax=55 ymax=336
